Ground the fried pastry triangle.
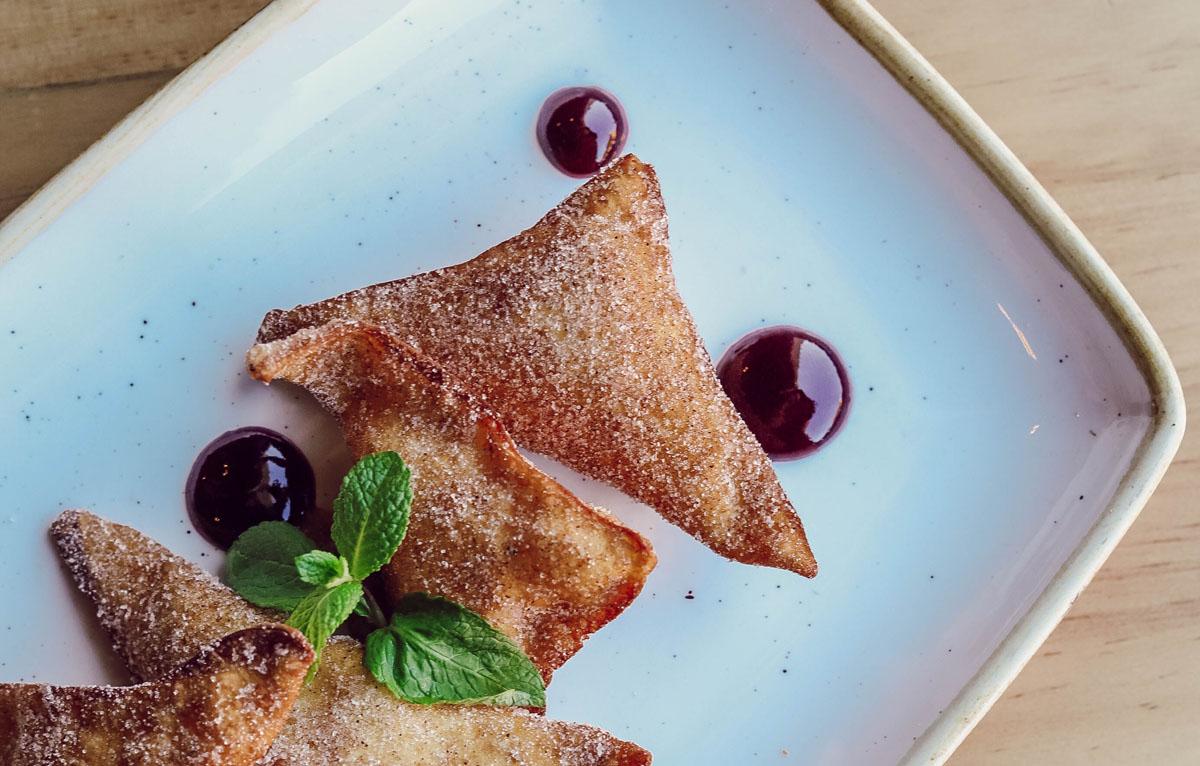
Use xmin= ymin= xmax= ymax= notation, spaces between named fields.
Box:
xmin=51 ymin=510 xmax=652 ymax=766
xmin=0 ymin=625 xmax=311 ymax=766
xmin=255 ymin=154 xmax=816 ymax=576
xmin=246 ymin=321 xmax=656 ymax=678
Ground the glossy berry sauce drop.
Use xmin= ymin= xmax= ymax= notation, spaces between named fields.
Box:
xmin=185 ymin=427 xmax=315 ymax=549
xmin=716 ymin=327 xmax=851 ymax=460
xmin=536 ymin=86 xmax=628 ymax=177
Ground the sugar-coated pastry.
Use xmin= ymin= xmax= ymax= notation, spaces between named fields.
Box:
xmin=51 ymin=511 xmax=652 ymax=766
xmin=257 ymin=155 xmax=816 ymax=576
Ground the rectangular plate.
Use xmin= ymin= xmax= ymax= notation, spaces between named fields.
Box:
xmin=0 ymin=1 xmax=1184 ymax=763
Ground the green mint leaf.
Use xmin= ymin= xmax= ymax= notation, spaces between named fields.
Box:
xmin=371 ymin=594 xmax=545 ymax=707
xmin=225 ymin=521 xmax=318 ymax=611
xmin=331 ymin=451 xmax=412 ymax=580
xmin=295 ymin=550 xmax=350 ymax=587
xmin=365 ymin=627 xmax=403 ymax=697
xmin=286 ymin=580 xmax=363 ymax=672
xmin=354 ymin=598 xmax=372 ymax=618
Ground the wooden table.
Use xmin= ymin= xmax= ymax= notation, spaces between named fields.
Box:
xmin=1 ymin=1 xmax=1196 ymax=762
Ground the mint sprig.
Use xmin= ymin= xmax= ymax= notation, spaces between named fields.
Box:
xmin=222 ymin=450 xmax=545 ymax=707
xmin=225 ymin=452 xmax=412 ymax=672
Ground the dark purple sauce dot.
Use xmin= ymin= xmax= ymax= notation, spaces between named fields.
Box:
xmin=185 ymin=427 xmax=315 ymax=549
xmin=717 ymin=326 xmax=850 ymax=460
xmin=536 ymin=86 xmax=628 ymax=177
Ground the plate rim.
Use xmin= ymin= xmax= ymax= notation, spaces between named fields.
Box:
xmin=819 ymin=1 xmax=1186 ymax=762
xmin=0 ymin=1 xmax=1186 ymax=763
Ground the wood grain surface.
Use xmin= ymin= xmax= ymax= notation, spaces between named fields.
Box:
xmin=1 ymin=1 xmax=1196 ymax=763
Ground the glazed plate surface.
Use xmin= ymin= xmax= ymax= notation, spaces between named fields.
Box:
xmin=0 ymin=1 xmax=1179 ymax=764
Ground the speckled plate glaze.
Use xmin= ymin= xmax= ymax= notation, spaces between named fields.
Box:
xmin=0 ymin=1 xmax=1183 ymax=764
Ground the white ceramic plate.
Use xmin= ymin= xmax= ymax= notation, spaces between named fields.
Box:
xmin=0 ymin=1 xmax=1183 ymax=764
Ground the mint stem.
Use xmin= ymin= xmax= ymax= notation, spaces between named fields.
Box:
xmin=361 ymin=587 xmax=388 ymax=628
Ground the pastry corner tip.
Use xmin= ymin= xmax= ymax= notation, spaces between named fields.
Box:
xmin=781 ymin=547 xmax=818 ymax=579
xmin=48 ymin=508 xmax=97 ymax=561
xmin=49 ymin=507 xmax=85 ymax=537
xmin=244 ymin=341 xmax=272 ymax=382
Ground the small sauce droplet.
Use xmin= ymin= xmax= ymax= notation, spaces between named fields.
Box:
xmin=536 ymin=86 xmax=628 ymax=177
xmin=717 ymin=326 xmax=850 ymax=460
xmin=185 ymin=427 xmax=315 ymax=549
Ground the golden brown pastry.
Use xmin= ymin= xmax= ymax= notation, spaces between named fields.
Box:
xmin=51 ymin=510 xmax=652 ymax=766
xmin=0 ymin=625 xmax=312 ymax=766
xmin=246 ymin=321 xmax=656 ymax=678
xmin=255 ymin=154 xmax=816 ymax=576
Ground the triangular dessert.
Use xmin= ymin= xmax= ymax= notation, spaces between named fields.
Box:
xmin=52 ymin=511 xmax=652 ymax=766
xmin=246 ymin=321 xmax=656 ymax=678
xmin=256 ymin=154 xmax=816 ymax=576
xmin=0 ymin=625 xmax=311 ymax=766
